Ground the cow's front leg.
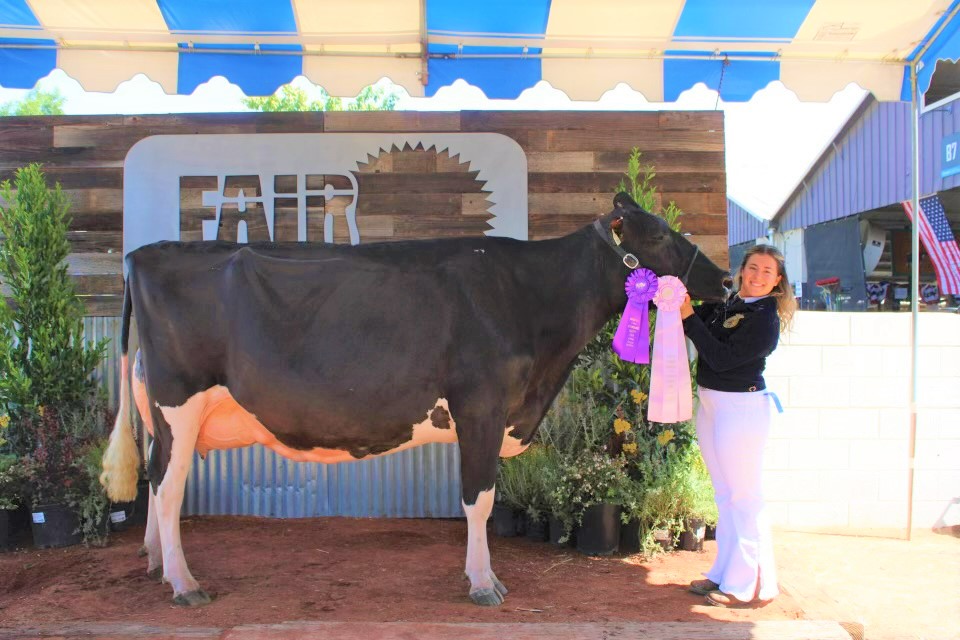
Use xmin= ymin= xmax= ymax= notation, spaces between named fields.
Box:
xmin=456 ymin=411 xmax=508 ymax=606
xmin=152 ymin=398 xmax=211 ymax=607
xmin=462 ymin=486 xmax=507 ymax=605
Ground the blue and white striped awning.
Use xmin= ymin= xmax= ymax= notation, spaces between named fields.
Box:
xmin=2 ymin=0 xmax=960 ymax=102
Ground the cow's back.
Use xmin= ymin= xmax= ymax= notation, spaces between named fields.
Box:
xmin=127 ymin=238 xmax=543 ymax=455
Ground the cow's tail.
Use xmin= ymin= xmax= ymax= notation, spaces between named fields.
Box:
xmin=100 ymin=278 xmax=139 ymax=502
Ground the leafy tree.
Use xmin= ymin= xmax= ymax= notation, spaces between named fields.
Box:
xmin=0 ymin=164 xmax=107 ymax=439
xmin=0 ymin=88 xmax=66 ymax=116
xmin=0 ymin=165 xmax=111 ymax=543
xmin=348 ymin=86 xmax=399 ymax=111
xmin=617 ymin=147 xmax=683 ymax=232
xmin=243 ymin=84 xmax=398 ymax=112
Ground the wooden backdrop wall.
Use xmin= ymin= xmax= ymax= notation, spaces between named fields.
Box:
xmin=0 ymin=111 xmax=727 ymax=316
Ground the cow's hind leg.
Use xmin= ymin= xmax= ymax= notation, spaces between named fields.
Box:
xmin=455 ymin=408 xmax=509 ymax=606
xmin=139 ymin=471 xmax=163 ymax=581
xmin=151 ymin=396 xmax=211 ymax=607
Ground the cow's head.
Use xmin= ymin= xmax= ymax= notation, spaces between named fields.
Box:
xmin=605 ymin=193 xmax=731 ymax=302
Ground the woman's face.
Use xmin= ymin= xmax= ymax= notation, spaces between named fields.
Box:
xmin=739 ymin=253 xmax=782 ymax=298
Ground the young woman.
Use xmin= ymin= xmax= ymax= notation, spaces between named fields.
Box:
xmin=678 ymin=243 xmax=796 ymax=608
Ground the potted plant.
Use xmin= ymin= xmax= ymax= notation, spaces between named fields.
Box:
xmin=0 ymin=451 xmax=23 ymax=551
xmin=537 ymin=383 xmax=620 ymax=547
xmin=494 ymin=456 xmax=526 ymax=537
xmin=495 ymin=444 xmax=553 ymax=539
xmin=17 ymin=399 xmax=111 ymax=547
xmin=519 ymin=445 xmax=555 ymax=541
xmin=674 ymin=449 xmax=717 ymax=552
xmin=549 ymin=451 xmax=631 ymax=556
xmin=0 ymin=164 xmax=109 ymax=548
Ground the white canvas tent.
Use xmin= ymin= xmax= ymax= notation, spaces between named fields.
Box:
xmin=5 ymin=0 xmax=960 ymax=534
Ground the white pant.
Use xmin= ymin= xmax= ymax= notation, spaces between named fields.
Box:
xmin=696 ymin=387 xmax=779 ymax=602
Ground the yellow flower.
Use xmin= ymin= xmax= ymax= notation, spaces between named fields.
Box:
xmin=0 ymin=414 xmax=9 ymax=429
xmin=38 ymin=406 xmax=45 ymax=418
xmin=622 ymin=442 xmax=638 ymax=455
xmin=630 ymin=389 xmax=648 ymax=405
xmin=613 ymin=418 xmax=632 ymax=435
xmin=656 ymin=429 xmax=675 ymax=446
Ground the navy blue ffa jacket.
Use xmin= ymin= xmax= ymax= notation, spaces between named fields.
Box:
xmin=681 ymin=294 xmax=781 ymax=393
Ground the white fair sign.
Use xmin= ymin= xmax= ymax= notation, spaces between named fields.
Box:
xmin=123 ymin=133 xmax=528 ymax=267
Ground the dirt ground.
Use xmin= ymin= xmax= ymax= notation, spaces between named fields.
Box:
xmin=0 ymin=517 xmax=956 ymax=639
xmin=0 ymin=516 xmax=802 ymax=628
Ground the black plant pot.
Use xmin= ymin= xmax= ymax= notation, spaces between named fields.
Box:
xmin=525 ymin=514 xmax=549 ymax=542
xmin=0 ymin=508 xmax=11 ymax=551
xmin=3 ymin=506 xmax=31 ymax=551
xmin=652 ymin=527 xmax=674 ymax=551
xmin=619 ymin=518 xmax=641 ymax=555
xmin=31 ymin=503 xmax=82 ymax=549
xmin=492 ymin=503 xmax=519 ymax=537
xmin=514 ymin=510 xmax=527 ymax=537
xmin=680 ymin=518 xmax=706 ymax=552
xmin=705 ymin=524 xmax=717 ymax=540
xmin=548 ymin=515 xmax=571 ymax=546
xmin=576 ymin=503 xmax=621 ymax=556
xmin=109 ymin=479 xmax=150 ymax=532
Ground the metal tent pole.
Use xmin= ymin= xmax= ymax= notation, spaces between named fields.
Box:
xmin=907 ymin=63 xmax=920 ymax=541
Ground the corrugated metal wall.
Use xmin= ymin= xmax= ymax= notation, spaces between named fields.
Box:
xmin=727 ymin=199 xmax=769 ymax=245
xmin=85 ymin=316 xmax=122 ymax=406
xmin=776 ymin=99 xmax=960 ymax=232
xmin=83 ymin=317 xmax=464 ymax=518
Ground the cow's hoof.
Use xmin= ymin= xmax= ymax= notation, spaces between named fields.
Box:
xmin=173 ymin=589 xmax=212 ymax=607
xmin=490 ymin=572 xmax=508 ymax=597
xmin=463 ymin=571 xmax=508 ymax=597
xmin=469 ymin=588 xmax=504 ymax=606
xmin=137 ymin=545 xmax=148 ymax=558
xmin=147 ymin=567 xmax=162 ymax=582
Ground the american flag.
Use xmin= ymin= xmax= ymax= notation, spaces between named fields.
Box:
xmin=902 ymin=194 xmax=960 ymax=295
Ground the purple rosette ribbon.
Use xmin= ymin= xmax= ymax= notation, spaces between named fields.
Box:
xmin=612 ymin=268 xmax=658 ymax=364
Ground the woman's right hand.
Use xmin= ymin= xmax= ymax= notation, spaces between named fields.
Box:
xmin=680 ymin=294 xmax=694 ymax=320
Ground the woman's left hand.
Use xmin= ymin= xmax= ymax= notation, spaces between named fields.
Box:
xmin=679 ymin=294 xmax=694 ymax=319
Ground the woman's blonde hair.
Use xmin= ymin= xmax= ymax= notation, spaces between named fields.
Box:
xmin=735 ymin=243 xmax=797 ymax=333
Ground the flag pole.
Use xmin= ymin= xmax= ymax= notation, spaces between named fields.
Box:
xmin=907 ymin=62 xmax=920 ymax=541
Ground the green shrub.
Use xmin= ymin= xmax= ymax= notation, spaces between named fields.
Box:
xmin=497 ymin=445 xmax=558 ymax=521
xmin=0 ymin=164 xmax=107 ymax=442
xmin=0 ymin=164 xmax=111 ymax=545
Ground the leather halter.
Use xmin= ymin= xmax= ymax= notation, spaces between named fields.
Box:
xmin=592 ymin=219 xmax=700 ymax=285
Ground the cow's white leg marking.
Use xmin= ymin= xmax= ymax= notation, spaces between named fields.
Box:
xmin=156 ymin=394 xmax=210 ymax=606
xmin=462 ymin=487 xmax=506 ymax=605
xmin=142 ymin=487 xmax=162 ymax=580
xmin=499 ymin=427 xmax=529 ymax=458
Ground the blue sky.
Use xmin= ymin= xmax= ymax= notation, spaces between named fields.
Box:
xmin=0 ymin=71 xmax=867 ymax=220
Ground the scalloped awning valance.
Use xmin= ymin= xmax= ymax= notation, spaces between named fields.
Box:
xmin=2 ymin=0 xmax=960 ymax=102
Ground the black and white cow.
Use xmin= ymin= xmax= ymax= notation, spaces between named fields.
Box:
xmin=100 ymin=193 xmax=729 ymax=607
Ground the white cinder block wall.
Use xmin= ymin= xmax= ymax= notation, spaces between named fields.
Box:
xmin=762 ymin=311 xmax=960 ymax=532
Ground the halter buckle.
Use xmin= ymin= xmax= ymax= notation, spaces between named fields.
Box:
xmin=623 ymin=254 xmax=639 ymax=269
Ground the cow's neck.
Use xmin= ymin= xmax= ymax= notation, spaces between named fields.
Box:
xmin=502 ymin=224 xmax=643 ymax=437
xmin=532 ymin=223 xmax=637 ymax=359
xmin=582 ymin=222 xmax=635 ymax=328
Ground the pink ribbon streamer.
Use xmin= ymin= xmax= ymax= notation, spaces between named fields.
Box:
xmin=647 ymin=276 xmax=693 ymax=424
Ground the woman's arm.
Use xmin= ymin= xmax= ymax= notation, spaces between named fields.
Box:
xmin=679 ymin=295 xmax=718 ymax=322
xmin=682 ymin=304 xmax=779 ymax=372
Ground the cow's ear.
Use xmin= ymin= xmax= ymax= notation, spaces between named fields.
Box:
xmin=610 ymin=217 xmax=624 ymax=232
xmin=614 ymin=192 xmax=639 ymax=210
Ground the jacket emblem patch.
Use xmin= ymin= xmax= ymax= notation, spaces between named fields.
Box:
xmin=723 ymin=313 xmax=745 ymax=329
